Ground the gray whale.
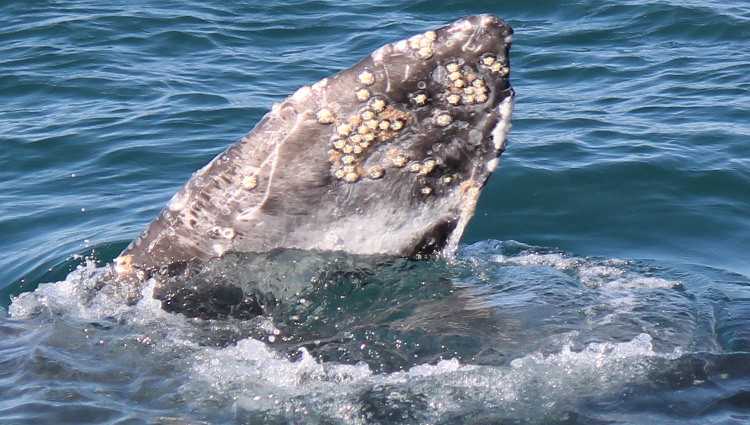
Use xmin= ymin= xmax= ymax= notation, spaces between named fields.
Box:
xmin=115 ymin=15 xmax=514 ymax=282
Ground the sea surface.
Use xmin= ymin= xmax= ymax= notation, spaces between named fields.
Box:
xmin=1 ymin=1 xmax=750 ymax=424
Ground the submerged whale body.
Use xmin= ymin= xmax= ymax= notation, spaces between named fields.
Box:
xmin=114 ymin=15 xmax=514 ymax=297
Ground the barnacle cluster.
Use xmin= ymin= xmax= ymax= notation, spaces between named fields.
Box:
xmin=408 ymin=30 xmax=437 ymax=60
xmin=325 ymin=87 xmax=411 ymax=183
xmin=480 ymin=54 xmax=510 ymax=77
xmin=441 ymin=61 xmax=489 ymax=106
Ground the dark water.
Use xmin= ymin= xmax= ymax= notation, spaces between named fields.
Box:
xmin=2 ymin=1 xmax=750 ymax=424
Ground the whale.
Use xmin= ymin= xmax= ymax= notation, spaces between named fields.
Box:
xmin=113 ymin=15 xmax=514 ymax=291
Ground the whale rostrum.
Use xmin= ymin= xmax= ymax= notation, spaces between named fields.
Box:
xmin=115 ymin=15 xmax=514 ymax=279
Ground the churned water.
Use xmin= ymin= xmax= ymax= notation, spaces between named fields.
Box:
xmin=1 ymin=1 xmax=749 ymax=424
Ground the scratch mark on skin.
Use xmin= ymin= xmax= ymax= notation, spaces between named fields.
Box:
xmin=462 ymin=25 xmax=480 ymax=52
xmin=403 ymin=64 xmax=411 ymax=82
xmin=237 ymin=110 xmax=304 ymax=222
xmin=383 ymin=63 xmax=392 ymax=93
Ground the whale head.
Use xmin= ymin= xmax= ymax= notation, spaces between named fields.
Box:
xmin=115 ymin=15 xmax=514 ymax=279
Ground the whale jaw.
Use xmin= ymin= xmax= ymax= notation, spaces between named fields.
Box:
xmin=115 ymin=15 xmax=514 ymax=279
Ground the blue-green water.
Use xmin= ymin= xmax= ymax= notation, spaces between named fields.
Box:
xmin=2 ymin=1 xmax=750 ymax=424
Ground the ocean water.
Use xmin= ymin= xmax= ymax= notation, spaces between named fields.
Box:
xmin=2 ymin=1 xmax=750 ymax=424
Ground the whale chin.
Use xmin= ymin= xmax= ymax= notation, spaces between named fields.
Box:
xmin=114 ymin=14 xmax=514 ymax=282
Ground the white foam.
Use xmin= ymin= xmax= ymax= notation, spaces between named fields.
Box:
xmin=493 ymin=252 xmax=679 ymax=290
xmin=8 ymin=261 xmax=175 ymax=326
xmin=5 ymin=243 xmax=686 ymax=423
xmin=190 ymin=332 xmax=676 ymax=422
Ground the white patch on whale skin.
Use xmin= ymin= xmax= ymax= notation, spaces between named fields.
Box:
xmin=236 ymin=109 xmax=305 ymax=223
xmin=371 ymin=45 xmax=389 ymax=64
xmin=311 ymin=78 xmax=328 ymax=90
xmin=212 ymin=243 xmax=226 ymax=256
xmin=486 ymin=158 xmax=499 ymax=172
xmin=491 ymin=96 xmax=514 ymax=151
xmin=291 ymin=86 xmax=312 ymax=103
xmin=167 ymin=190 xmax=188 ymax=212
xmin=480 ymin=15 xmax=496 ymax=27
xmin=403 ymin=64 xmax=411 ymax=81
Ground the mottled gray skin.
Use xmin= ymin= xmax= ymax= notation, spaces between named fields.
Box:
xmin=115 ymin=15 xmax=514 ymax=280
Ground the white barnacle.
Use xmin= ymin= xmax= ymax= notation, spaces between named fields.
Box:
xmin=365 ymin=119 xmax=378 ymax=130
xmin=447 ymin=94 xmax=461 ymax=105
xmin=490 ymin=62 xmax=502 ymax=73
xmin=424 ymin=30 xmax=437 ymax=41
xmin=361 ymin=110 xmax=375 ymax=120
xmin=337 ymin=123 xmax=352 ymax=136
xmin=358 ymin=70 xmax=375 ymax=86
xmin=392 ymin=154 xmax=408 ymax=168
xmin=344 ymin=172 xmax=359 ymax=183
xmin=417 ymin=47 xmax=433 ymax=59
xmin=463 ymin=94 xmax=476 ymax=104
xmin=446 ymin=63 xmax=460 ymax=73
xmin=475 ymin=93 xmax=488 ymax=103
xmin=472 ymin=78 xmax=485 ymax=88
xmin=349 ymin=115 xmax=362 ymax=126
xmin=334 ymin=168 xmax=345 ymax=179
xmin=390 ymin=119 xmax=404 ymax=131
xmin=482 ymin=56 xmax=496 ymax=66
xmin=420 ymin=186 xmax=433 ymax=195
xmin=378 ymin=120 xmax=391 ymax=131
xmin=367 ymin=165 xmax=385 ymax=179
xmin=353 ymin=145 xmax=363 ymax=154
xmin=357 ymin=125 xmax=370 ymax=135
xmin=363 ymin=133 xmax=376 ymax=142
xmin=453 ymin=79 xmax=465 ymax=88
xmin=435 ymin=114 xmax=453 ymax=127
xmin=420 ymin=159 xmax=437 ymax=175
xmin=219 ymin=227 xmax=236 ymax=240
xmin=408 ymin=36 xmax=422 ymax=50
xmin=408 ymin=162 xmax=422 ymax=173
xmin=342 ymin=144 xmax=354 ymax=154
xmin=442 ymin=175 xmax=454 ymax=184
xmin=242 ymin=175 xmax=258 ymax=190
xmin=316 ymin=108 xmax=335 ymax=124
xmin=370 ymin=98 xmax=386 ymax=112
xmin=349 ymin=134 xmax=362 ymax=144
xmin=413 ymin=93 xmax=428 ymax=106
xmin=333 ymin=139 xmax=346 ymax=150
xmin=448 ymin=71 xmax=462 ymax=81
xmin=356 ymin=88 xmax=370 ymax=102
xmin=342 ymin=155 xmax=356 ymax=165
